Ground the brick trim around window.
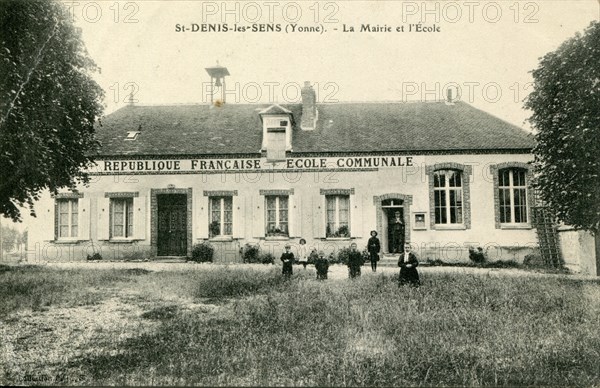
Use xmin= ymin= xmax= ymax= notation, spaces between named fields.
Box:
xmin=426 ymin=163 xmax=473 ymax=230
xmin=53 ymin=192 xmax=84 ymax=199
xmin=105 ymin=192 xmax=139 ymax=198
xmin=320 ymin=188 xmax=355 ymax=195
xmin=259 ymin=189 xmax=294 ymax=196
xmin=203 ymin=190 xmax=238 ymax=196
xmin=489 ymin=162 xmax=533 ymax=229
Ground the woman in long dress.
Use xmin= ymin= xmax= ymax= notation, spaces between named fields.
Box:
xmin=398 ymin=243 xmax=420 ymax=287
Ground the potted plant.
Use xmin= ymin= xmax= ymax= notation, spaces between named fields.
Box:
xmin=337 ymin=225 xmax=350 ymax=237
xmin=209 ymin=220 xmax=220 ymax=237
xmin=267 ymin=225 xmax=287 ymax=237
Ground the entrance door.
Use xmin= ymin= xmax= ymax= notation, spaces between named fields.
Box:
xmin=157 ymin=194 xmax=187 ymax=256
xmin=382 ymin=198 xmax=405 ymax=254
xmin=386 ymin=208 xmax=405 ymax=253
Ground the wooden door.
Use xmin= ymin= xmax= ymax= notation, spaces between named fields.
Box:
xmin=157 ymin=194 xmax=187 ymax=256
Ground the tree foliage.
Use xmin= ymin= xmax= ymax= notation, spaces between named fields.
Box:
xmin=0 ymin=0 xmax=104 ymax=222
xmin=525 ymin=21 xmax=600 ymax=234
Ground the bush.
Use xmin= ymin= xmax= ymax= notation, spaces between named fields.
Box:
xmin=86 ymin=252 xmax=102 ymax=261
xmin=481 ymin=260 xmax=521 ymax=269
xmin=191 ymin=242 xmax=214 ymax=263
xmin=468 ymin=246 xmax=486 ymax=264
xmin=523 ymin=253 xmax=546 ymax=268
xmin=242 ymin=244 xmax=260 ymax=263
xmin=259 ymin=252 xmax=275 ymax=265
xmin=307 ymin=249 xmax=318 ymax=264
xmin=424 ymin=258 xmax=447 ymax=266
xmin=242 ymin=244 xmax=275 ymax=264
xmin=335 ymin=247 xmax=351 ymax=265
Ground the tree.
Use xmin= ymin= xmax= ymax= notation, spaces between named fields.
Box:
xmin=525 ymin=21 xmax=600 ymax=235
xmin=0 ymin=0 xmax=104 ymax=222
xmin=1 ymin=225 xmax=18 ymax=253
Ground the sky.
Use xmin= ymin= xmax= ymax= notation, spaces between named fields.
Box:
xmin=67 ymin=0 xmax=600 ymax=129
xmin=4 ymin=1 xmax=599 ymax=230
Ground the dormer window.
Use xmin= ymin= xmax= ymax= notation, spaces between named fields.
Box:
xmin=125 ymin=131 xmax=141 ymax=141
xmin=259 ymin=105 xmax=294 ymax=161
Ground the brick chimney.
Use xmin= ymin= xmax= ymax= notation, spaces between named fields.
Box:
xmin=301 ymin=81 xmax=318 ymax=130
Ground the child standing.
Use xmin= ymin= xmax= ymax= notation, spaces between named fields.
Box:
xmin=315 ymin=250 xmax=329 ymax=280
xmin=347 ymin=242 xmax=364 ymax=278
xmin=298 ymin=238 xmax=308 ymax=269
xmin=280 ymin=244 xmax=294 ymax=279
xmin=367 ymin=230 xmax=381 ymax=272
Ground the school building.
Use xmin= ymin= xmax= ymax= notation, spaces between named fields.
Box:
xmin=27 ymin=80 xmax=546 ymax=264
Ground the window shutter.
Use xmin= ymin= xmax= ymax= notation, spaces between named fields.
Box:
xmin=312 ymin=196 xmax=325 ymax=238
xmin=267 ymin=132 xmax=286 ymax=160
xmin=289 ymin=195 xmax=302 ymax=238
xmin=133 ymin=195 xmax=147 ymax=240
xmin=252 ymin=194 xmax=265 ymax=238
xmin=196 ymin=195 xmax=209 ymax=239
xmin=350 ymin=193 xmax=363 ymax=238
xmin=78 ymin=197 xmax=91 ymax=240
xmin=97 ymin=197 xmax=110 ymax=240
xmin=232 ymin=196 xmax=244 ymax=238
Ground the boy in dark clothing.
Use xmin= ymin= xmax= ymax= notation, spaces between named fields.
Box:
xmin=367 ymin=230 xmax=381 ymax=272
xmin=280 ymin=244 xmax=294 ymax=279
xmin=347 ymin=242 xmax=364 ymax=278
xmin=315 ymin=250 xmax=329 ymax=280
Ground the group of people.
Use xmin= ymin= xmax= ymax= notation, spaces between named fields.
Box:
xmin=279 ymin=230 xmax=420 ymax=286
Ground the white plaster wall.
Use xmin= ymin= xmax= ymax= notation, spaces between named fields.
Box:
xmin=26 ymin=153 xmax=538 ymax=262
xmin=558 ymin=227 xmax=598 ymax=275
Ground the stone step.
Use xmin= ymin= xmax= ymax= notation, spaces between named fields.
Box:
xmin=377 ymin=255 xmax=400 ymax=267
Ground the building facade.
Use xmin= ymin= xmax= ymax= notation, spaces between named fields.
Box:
xmin=27 ymin=83 xmax=538 ymax=263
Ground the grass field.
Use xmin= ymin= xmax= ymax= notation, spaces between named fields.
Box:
xmin=1 ymin=264 xmax=599 ymax=386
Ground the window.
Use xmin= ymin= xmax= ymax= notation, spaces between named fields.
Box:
xmin=433 ymin=170 xmax=463 ymax=225
xmin=326 ymin=195 xmax=350 ymax=237
xmin=209 ymin=196 xmax=233 ymax=237
xmin=266 ymin=195 xmax=289 ymax=236
xmin=498 ymin=168 xmax=528 ymax=224
xmin=111 ymin=197 xmax=134 ymax=238
xmin=57 ymin=198 xmax=78 ymax=238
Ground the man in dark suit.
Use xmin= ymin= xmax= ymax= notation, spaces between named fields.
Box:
xmin=398 ymin=243 xmax=420 ymax=287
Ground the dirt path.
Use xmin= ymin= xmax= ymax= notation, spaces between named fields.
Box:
xmin=0 ymin=272 xmax=226 ymax=386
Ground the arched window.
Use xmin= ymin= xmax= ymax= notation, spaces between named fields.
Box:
xmin=427 ymin=163 xmax=472 ymax=229
xmin=433 ymin=169 xmax=464 ymax=225
xmin=498 ymin=168 xmax=528 ymax=224
xmin=490 ymin=162 xmax=532 ymax=229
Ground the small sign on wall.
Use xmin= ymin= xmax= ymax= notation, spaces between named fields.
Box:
xmin=413 ymin=212 xmax=427 ymax=230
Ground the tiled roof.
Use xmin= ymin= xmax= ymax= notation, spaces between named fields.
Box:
xmin=94 ymin=101 xmax=534 ymax=156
